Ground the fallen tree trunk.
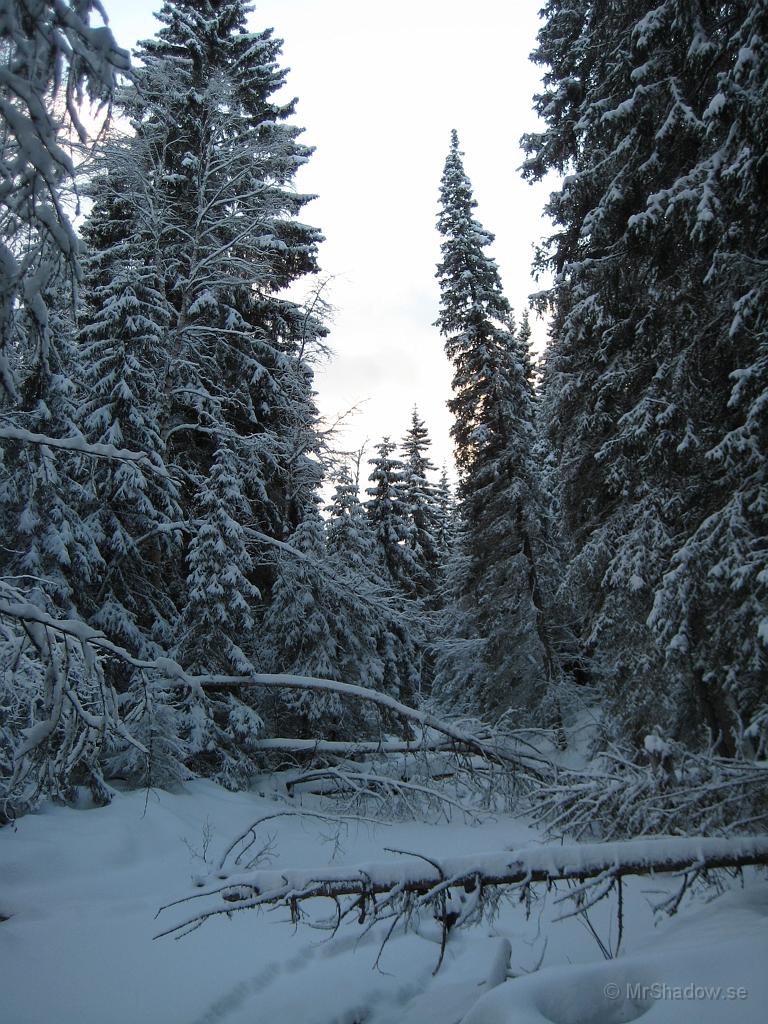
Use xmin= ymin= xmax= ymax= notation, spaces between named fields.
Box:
xmin=156 ymin=833 xmax=768 ymax=939
xmin=155 ymin=673 xmax=548 ymax=774
xmin=0 ymin=600 xmax=546 ymax=778
xmin=253 ymin=737 xmax=459 ymax=756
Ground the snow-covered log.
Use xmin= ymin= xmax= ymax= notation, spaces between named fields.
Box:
xmin=253 ymin=737 xmax=458 ymax=756
xmin=157 ymin=834 xmax=768 ymax=940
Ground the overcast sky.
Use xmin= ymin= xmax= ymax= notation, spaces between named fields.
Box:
xmin=99 ymin=0 xmax=554 ymax=481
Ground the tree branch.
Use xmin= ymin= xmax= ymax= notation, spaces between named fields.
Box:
xmin=0 ymin=425 xmax=166 ymax=472
xmin=0 ymin=600 xmax=542 ymax=777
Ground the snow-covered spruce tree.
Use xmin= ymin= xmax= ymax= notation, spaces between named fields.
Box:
xmin=400 ymin=408 xmax=442 ymax=603
xmin=399 ymin=409 xmax=443 ymax=691
xmin=326 ymin=463 xmax=379 ymax=585
xmin=433 ymin=131 xmax=562 ymax=720
xmin=0 ymin=2 xmax=134 ymax=815
xmin=1 ymin=267 xmax=102 ymax=613
xmin=74 ymin=167 xmax=189 ymax=786
xmin=262 ymin=510 xmax=343 ymax=736
xmin=433 ymin=464 xmax=457 ymax=565
xmin=174 ymin=442 xmax=265 ymax=786
xmin=524 ymin=0 xmax=768 ymax=755
xmin=322 ymin=461 xmax=429 ymax=734
xmin=518 ymin=308 xmax=537 ymax=391
xmin=365 ymin=439 xmax=423 ymax=705
xmin=262 ymin=501 xmax=389 ymax=741
xmin=123 ymin=0 xmax=325 ymax=589
xmin=324 ymin=463 xmax=388 ymax=702
xmin=648 ymin=0 xmax=768 ymax=760
xmin=77 ymin=167 xmax=183 ymax=657
xmin=366 ymin=438 xmax=422 ymax=598
xmin=76 ymin=0 xmax=327 ymax=782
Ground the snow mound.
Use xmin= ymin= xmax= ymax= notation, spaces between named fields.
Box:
xmin=464 ymin=962 xmax=653 ymax=1024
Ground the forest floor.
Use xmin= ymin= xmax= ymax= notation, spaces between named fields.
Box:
xmin=1 ymin=774 xmax=766 ymax=1023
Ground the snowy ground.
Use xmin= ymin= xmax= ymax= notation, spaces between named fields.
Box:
xmin=1 ymin=780 xmax=765 ymax=1024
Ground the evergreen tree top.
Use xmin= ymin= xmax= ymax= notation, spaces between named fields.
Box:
xmin=326 ymin=464 xmax=364 ymax=519
xmin=137 ymin=0 xmax=297 ymax=124
xmin=401 ymin=406 xmax=437 ymax=480
xmin=435 ymin=132 xmax=530 ymax=482
xmin=365 ymin=438 xmax=402 ymax=502
xmin=437 ymin=130 xmax=493 ymax=247
xmin=435 ymin=131 xmax=512 ymax=340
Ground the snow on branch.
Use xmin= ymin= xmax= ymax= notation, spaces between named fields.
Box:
xmin=154 ymin=673 xmax=549 ymax=775
xmin=0 ymin=425 xmax=167 ymax=472
xmin=0 ymin=600 xmax=543 ymax=777
xmin=0 ymin=586 xmax=146 ymax=813
xmin=156 ymin=834 xmax=768 ymax=943
xmin=536 ymin=744 xmax=768 ymax=839
xmin=281 ymin=766 xmax=490 ymax=822
xmin=253 ymin=737 xmax=459 ymax=756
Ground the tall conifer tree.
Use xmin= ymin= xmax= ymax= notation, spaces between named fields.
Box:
xmin=399 ymin=409 xmax=442 ymax=689
xmin=434 ymin=131 xmax=560 ymax=717
xmin=433 ymin=465 xmax=457 ymax=566
xmin=78 ymin=169 xmax=183 ymax=662
xmin=76 ymin=0 xmax=328 ymax=782
xmin=400 ymin=408 xmax=441 ymax=602
xmin=82 ymin=2 xmax=325 ymax=625
xmin=525 ymin=0 xmax=768 ymax=754
xmin=365 ymin=440 xmax=422 ymax=704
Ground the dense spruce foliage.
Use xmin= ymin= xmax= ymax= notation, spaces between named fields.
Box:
xmin=524 ymin=0 xmax=767 ymax=757
xmin=76 ymin=0 xmax=335 ymax=785
xmin=0 ymin=1 xmax=133 ymax=810
xmin=0 ymin=0 xmax=765 ymax=834
xmin=0 ymin=0 xmax=425 ymax=810
xmin=432 ymin=131 xmax=565 ymax=719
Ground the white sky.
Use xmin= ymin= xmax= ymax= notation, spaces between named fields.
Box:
xmin=99 ymin=0 xmax=555 ymax=479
